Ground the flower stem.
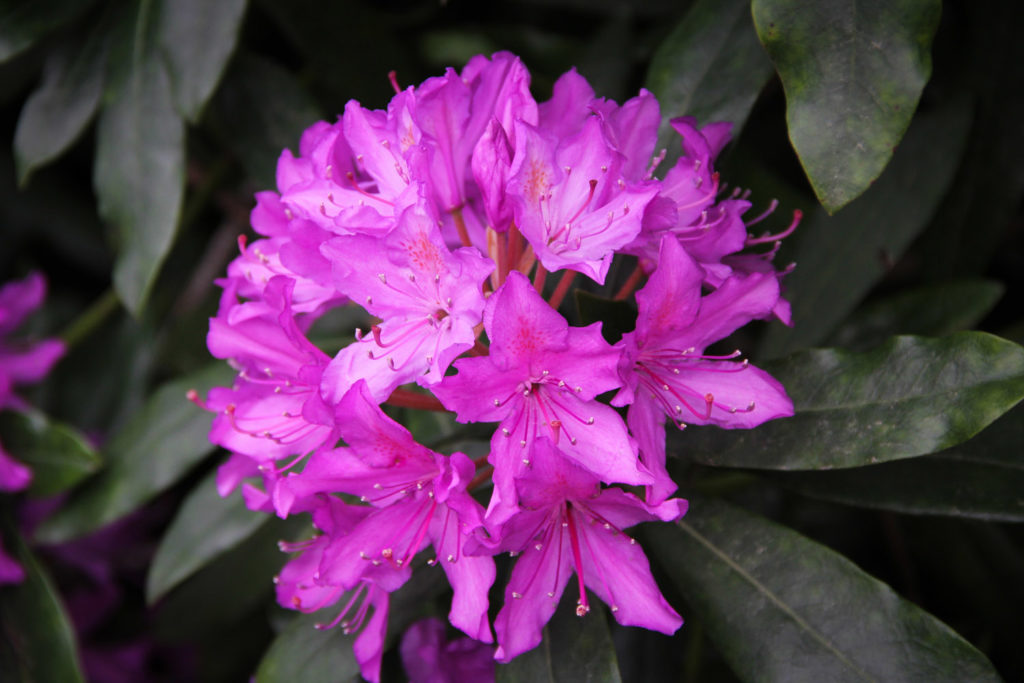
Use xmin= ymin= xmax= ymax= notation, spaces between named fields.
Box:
xmin=533 ymin=262 xmax=547 ymax=293
xmin=452 ymin=208 xmax=473 ymax=249
xmin=613 ymin=263 xmax=645 ymax=301
xmin=60 ymin=288 xmax=120 ymax=350
xmin=386 ymin=388 xmax=448 ymax=411
xmin=548 ymin=270 xmax=577 ymax=311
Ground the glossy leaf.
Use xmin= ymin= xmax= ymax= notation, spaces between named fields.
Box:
xmin=917 ymin=2 xmax=1024 ymax=280
xmin=34 ymin=363 xmax=233 ymax=543
xmin=255 ymin=564 xmax=449 ymax=683
xmin=94 ymin=0 xmax=185 ymax=315
xmin=497 ymin=592 xmax=621 ymax=683
xmin=760 ymin=100 xmax=972 ymax=357
xmin=767 ymin=402 xmax=1024 ymax=521
xmin=646 ymin=0 xmax=773 ymax=169
xmin=0 ymin=0 xmax=91 ymax=63
xmin=157 ymin=0 xmax=248 ymax=122
xmin=146 ymin=467 xmax=270 ymax=603
xmin=826 ymin=279 xmax=1004 ymax=352
xmin=0 ymin=529 xmax=85 ymax=683
xmin=679 ymin=332 xmax=1024 ymax=470
xmin=752 ymin=0 xmax=942 ymax=212
xmin=13 ymin=14 xmax=109 ymax=185
xmin=0 ymin=410 xmax=100 ymax=497
xmin=210 ymin=51 xmax=324 ymax=190
xmin=645 ymin=497 xmax=1001 ymax=682
xmin=256 ymin=611 xmax=362 ymax=683
xmin=154 ymin=515 xmax=306 ymax=642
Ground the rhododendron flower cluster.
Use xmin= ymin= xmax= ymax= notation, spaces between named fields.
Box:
xmin=0 ymin=273 xmax=65 ymax=583
xmin=201 ymin=52 xmax=798 ymax=682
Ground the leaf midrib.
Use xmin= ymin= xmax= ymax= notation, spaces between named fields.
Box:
xmin=677 ymin=518 xmax=877 ymax=681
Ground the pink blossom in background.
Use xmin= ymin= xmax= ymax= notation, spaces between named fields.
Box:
xmin=201 ymin=51 xmax=798 ymax=682
xmin=0 ymin=272 xmax=65 ymax=584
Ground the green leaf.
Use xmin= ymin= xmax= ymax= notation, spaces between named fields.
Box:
xmin=826 ymin=279 xmax=1004 ymax=352
xmin=645 ymin=497 xmax=1001 ymax=682
xmin=255 ymin=563 xmax=448 ymax=683
xmin=645 ymin=0 xmax=773 ymax=168
xmin=0 ymin=410 xmax=101 ymax=497
xmin=0 ymin=529 xmax=85 ymax=683
xmin=34 ymin=363 xmax=233 ymax=543
xmin=94 ymin=0 xmax=185 ymax=315
xmin=497 ymin=592 xmax=622 ymax=683
xmin=752 ymin=0 xmax=942 ymax=212
xmin=146 ymin=467 xmax=270 ymax=603
xmin=157 ymin=0 xmax=248 ymax=122
xmin=680 ymin=332 xmax=1024 ymax=470
xmin=154 ymin=515 xmax=305 ymax=642
xmin=13 ymin=13 xmax=110 ymax=185
xmin=760 ymin=99 xmax=972 ymax=357
xmin=767 ymin=402 xmax=1024 ymax=521
xmin=916 ymin=3 xmax=1024 ymax=280
xmin=255 ymin=611 xmax=362 ymax=683
xmin=210 ymin=51 xmax=324 ymax=190
xmin=0 ymin=0 xmax=92 ymax=63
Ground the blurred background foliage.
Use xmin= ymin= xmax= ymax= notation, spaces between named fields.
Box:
xmin=1 ymin=0 xmax=1023 ymax=681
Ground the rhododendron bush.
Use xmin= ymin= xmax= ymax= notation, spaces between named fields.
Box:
xmin=2 ymin=1 xmax=1023 ymax=682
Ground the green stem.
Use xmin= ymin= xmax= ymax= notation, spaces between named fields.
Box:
xmin=60 ymin=289 xmax=121 ymax=350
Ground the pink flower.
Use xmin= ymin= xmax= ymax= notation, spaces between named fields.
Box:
xmin=400 ymin=617 xmax=495 ymax=683
xmin=614 ymin=236 xmax=794 ymax=503
xmin=490 ymin=440 xmax=685 ymax=661
xmin=434 ymin=272 xmax=651 ymax=524
xmin=0 ymin=272 xmax=65 ymax=584
xmin=201 ymin=50 xmax=799 ymax=675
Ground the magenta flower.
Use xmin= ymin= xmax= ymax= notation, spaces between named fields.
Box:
xmin=274 ymin=497 xmax=391 ymax=682
xmin=614 ymin=236 xmax=794 ymax=502
xmin=201 ymin=50 xmax=799 ymax=676
xmin=319 ymin=204 xmax=493 ymax=403
xmin=0 ymin=272 xmax=65 ymax=584
xmin=279 ymin=381 xmax=495 ymax=642
xmin=434 ymin=271 xmax=651 ymax=523
xmin=400 ymin=617 xmax=495 ymax=683
xmin=207 ymin=277 xmax=335 ymax=459
xmin=490 ymin=439 xmax=685 ymax=662
xmin=508 ymin=116 xmax=659 ymax=284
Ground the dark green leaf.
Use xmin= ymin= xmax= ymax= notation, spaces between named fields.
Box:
xmin=255 ymin=611 xmax=362 ymax=683
xmin=767 ymin=402 xmax=1024 ymax=521
xmin=210 ymin=51 xmax=324 ymax=190
xmin=646 ymin=0 xmax=773 ymax=169
xmin=0 ymin=410 xmax=100 ymax=497
xmin=917 ymin=2 xmax=1024 ymax=280
xmin=680 ymin=332 xmax=1024 ymax=470
xmin=13 ymin=14 xmax=109 ymax=185
xmin=0 ymin=0 xmax=92 ymax=63
xmin=752 ymin=0 xmax=942 ymax=212
xmin=154 ymin=515 xmax=305 ymax=642
xmin=94 ymin=0 xmax=185 ymax=315
xmin=826 ymin=279 xmax=1004 ymax=352
xmin=645 ymin=497 xmax=1001 ymax=682
xmin=760 ymin=100 xmax=972 ymax=357
xmin=256 ymin=554 xmax=450 ymax=682
xmin=34 ymin=363 xmax=233 ymax=543
xmin=157 ymin=0 xmax=248 ymax=122
xmin=497 ymin=592 xmax=621 ymax=683
xmin=0 ymin=529 xmax=85 ymax=683
xmin=146 ymin=467 xmax=270 ymax=603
